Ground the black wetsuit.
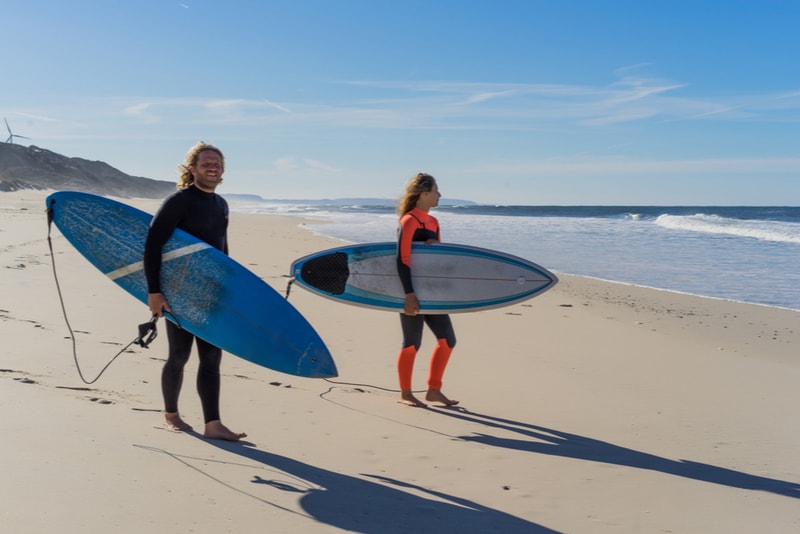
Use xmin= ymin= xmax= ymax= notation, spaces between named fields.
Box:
xmin=144 ymin=185 xmax=229 ymax=423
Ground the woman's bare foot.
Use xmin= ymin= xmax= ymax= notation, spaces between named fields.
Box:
xmin=398 ymin=389 xmax=427 ymax=408
xmin=164 ymin=412 xmax=193 ymax=432
xmin=426 ymin=389 xmax=459 ymax=406
xmin=204 ymin=420 xmax=247 ymax=441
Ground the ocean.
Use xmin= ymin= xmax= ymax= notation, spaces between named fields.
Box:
xmin=231 ymin=201 xmax=800 ymax=312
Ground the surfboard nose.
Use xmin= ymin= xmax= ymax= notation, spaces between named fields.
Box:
xmin=299 ymin=343 xmax=338 ymax=378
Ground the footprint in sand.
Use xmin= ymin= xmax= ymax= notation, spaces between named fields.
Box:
xmin=2 ymin=369 xmax=37 ymax=384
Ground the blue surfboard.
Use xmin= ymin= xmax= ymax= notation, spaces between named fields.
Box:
xmin=46 ymin=191 xmax=337 ymax=378
xmin=291 ymin=242 xmax=558 ymax=314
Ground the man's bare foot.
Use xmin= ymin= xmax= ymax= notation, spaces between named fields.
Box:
xmin=398 ymin=390 xmax=427 ymax=408
xmin=164 ymin=412 xmax=193 ymax=432
xmin=204 ymin=420 xmax=247 ymax=441
xmin=426 ymin=389 xmax=459 ymax=406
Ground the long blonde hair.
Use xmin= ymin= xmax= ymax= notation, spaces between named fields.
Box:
xmin=177 ymin=142 xmax=225 ymax=189
xmin=398 ymin=173 xmax=436 ymax=216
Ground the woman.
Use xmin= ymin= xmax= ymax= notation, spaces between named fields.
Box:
xmin=396 ymin=173 xmax=459 ymax=408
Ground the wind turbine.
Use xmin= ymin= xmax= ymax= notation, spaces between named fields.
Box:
xmin=4 ymin=118 xmax=30 ymax=144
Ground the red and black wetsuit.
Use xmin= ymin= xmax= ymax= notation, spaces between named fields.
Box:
xmin=397 ymin=207 xmax=440 ymax=294
xmin=143 ymin=185 xmax=229 ymax=423
xmin=396 ymin=208 xmax=456 ymax=391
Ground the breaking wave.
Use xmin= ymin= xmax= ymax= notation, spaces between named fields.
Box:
xmin=654 ymin=214 xmax=800 ymax=244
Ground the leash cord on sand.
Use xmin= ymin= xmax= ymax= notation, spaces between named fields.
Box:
xmin=46 ymin=203 xmax=158 ymax=384
xmin=322 ymin=378 xmax=427 ymax=394
xmin=323 ymin=378 xmax=401 ymax=392
xmin=283 ymin=267 xmax=424 ymax=394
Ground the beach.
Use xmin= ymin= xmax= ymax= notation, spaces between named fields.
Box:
xmin=2 ymin=190 xmax=799 ymax=533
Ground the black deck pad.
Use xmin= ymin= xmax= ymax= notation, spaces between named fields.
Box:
xmin=301 ymin=252 xmax=350 ymax=295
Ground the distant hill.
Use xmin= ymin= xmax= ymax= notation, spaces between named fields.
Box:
xmin=0 ymin=143 xmax=175 ymax=198
xmin=0 ymin=143 xmax=479 ymax=205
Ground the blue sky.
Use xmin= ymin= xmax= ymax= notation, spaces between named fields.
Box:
xmin=2 ymin=1 xmax=799 ymax=205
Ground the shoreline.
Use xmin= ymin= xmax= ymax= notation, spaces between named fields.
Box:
xmin=227 ymin=197 xmax=800 ymax=313
xmin=2 ymin=190 xmax=799 ymax=532
xmin=551 ymin=272 xmax=800 ymax=314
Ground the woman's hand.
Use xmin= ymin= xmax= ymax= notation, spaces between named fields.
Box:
xmin=404 ymin=293 xmax=420 ymax=316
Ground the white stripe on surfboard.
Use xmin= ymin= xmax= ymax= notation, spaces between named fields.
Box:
xmin=106 ymin=242 xmax=212 ymax=280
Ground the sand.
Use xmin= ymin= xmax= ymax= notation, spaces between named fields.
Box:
xmin=2 ymin=190 xmax=798 ymax=533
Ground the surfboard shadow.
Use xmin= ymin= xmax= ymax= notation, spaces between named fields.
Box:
xmin=201 ymin=437 xmax=557 ymax=533
xmin=431 ymin=407 xmax=800 ymax=499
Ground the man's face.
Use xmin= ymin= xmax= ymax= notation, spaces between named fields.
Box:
xmin=191 ymin=150 xmax=224 ymax=192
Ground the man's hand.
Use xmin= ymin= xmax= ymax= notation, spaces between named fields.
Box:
xmin=148 ymin=293 xmax=170 ymax=318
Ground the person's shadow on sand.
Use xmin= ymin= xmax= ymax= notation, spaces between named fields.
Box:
xmin=144 ymin=435 xmax=559 ymax=533
xmin=431 ymin=407 xmax=800 ymax=499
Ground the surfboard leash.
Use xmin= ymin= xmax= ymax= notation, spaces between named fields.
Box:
xmin=281 ymin=273 xmax=417 ymax=393
xmin=322 ymin=378 xmax=426 ymax=394
xmin=284 ymin=276 xmax=295 ymax=299
xmin=46 ymin=202 xmax=160 ymax=384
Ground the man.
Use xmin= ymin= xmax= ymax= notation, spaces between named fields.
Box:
xmin=144 ymin=142 xmax=246 ymax=441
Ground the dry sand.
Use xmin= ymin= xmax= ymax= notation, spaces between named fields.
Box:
xmin=2 ymin=190 xmax=798 ymax=533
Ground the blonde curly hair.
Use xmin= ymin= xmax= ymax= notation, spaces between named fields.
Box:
xmin=176 ymin=142 xmax=225 ymax=189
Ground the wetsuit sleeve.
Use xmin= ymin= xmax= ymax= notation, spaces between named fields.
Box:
xmin=220 ymin=197 xmax=230 ymax=256
xmin=144 ymin=195 xmax=185 ymax=294
xmin=396 ymin=214 xmax=418 ymax=294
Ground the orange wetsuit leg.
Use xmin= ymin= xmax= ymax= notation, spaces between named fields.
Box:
xmin=427 ymin=338 xmax=453 ymax=390
xmin=397 ymin=345 xmax=417 ymax=391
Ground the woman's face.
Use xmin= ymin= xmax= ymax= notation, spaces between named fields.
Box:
xmin=418 ymin=183 xmax=441 ymax=210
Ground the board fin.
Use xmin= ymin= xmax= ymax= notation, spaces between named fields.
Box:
xmin=301 ymin=252 xmax=349 ymax=295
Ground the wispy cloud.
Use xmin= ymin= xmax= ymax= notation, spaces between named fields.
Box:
xmin=124 ymin=102 xmax=154 ymax=116
xmin=274 ymin=156 xmax=300 ymax=171
xmin=676 ymin=105 xmax=746 ymax=120
xmin=604 ymin=77 xmax=687 ymax=105
xmin=264 ymin=99 xmax=291 ymax=113
xmin=274 ymin=156 xmax=339 ymax=174
xmin=459 ymin=89 xmax=519 ymax=105
xmin=335 ymin=77 xmax=725 ymax=128
xmin=613 ymin=62 xmax=654 ymax=76
xmin=204 ymin=99 xmax=247 ymax=109
xmin=13 ymin=111 xmax=60 ymax=123
xmin=304 ymin=158 xmax=339 ymax=172
xmin=16 ymin=72 xmax=800 ymax=143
